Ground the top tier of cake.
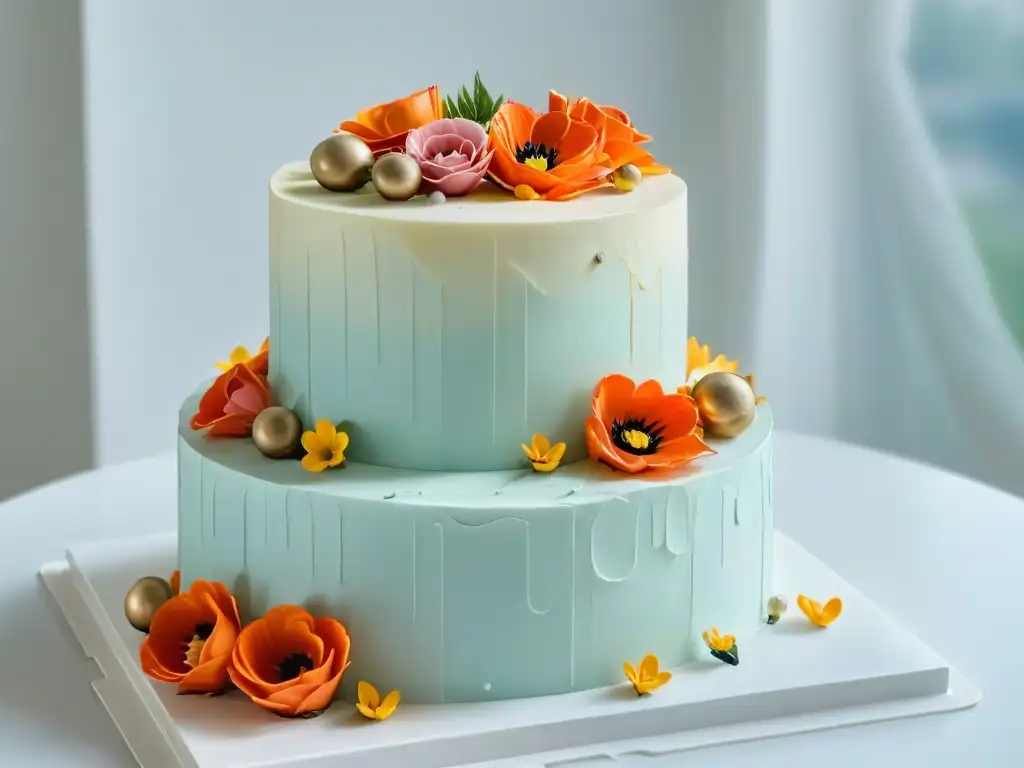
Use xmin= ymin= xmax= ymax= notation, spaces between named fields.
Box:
xmin=269 ymin=162 xmax=689 ymax=472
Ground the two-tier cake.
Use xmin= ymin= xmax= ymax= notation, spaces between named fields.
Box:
xmin=149 ymin=78 xmax=779 ymax=716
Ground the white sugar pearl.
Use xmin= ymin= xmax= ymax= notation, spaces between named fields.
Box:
xmin=428 ymin=190 xmax=446 ymax=204
xmin=767 ymin=594 xmax=788 ymax=616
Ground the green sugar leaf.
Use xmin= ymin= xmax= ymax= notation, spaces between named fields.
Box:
xmin=444 ymin=73 xmax=505 ymax=130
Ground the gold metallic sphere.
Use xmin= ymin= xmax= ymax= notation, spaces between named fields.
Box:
xmin=691 ymin=372 xmax=756 ymax=438
xmin=252 ymin=406 xmax=303 ymax=459
xmin=310 ymin=133 xmax=375 ymax=192
xmin=125 ymin=576 xmax=174 ymax=633
xmin=372 ymin=152 xmax=422 ymax=201
xmin=612 ymin=164 xmax=642 ymax=192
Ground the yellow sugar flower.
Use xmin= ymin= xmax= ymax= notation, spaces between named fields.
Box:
xmin=215 ymin=338 xmax=269 ymax=373
xmin=703 ymin=627 xmax=739 ymax=665
xmin=623 ymin=653 xmax=671 ymax=696
xmin=300 ymin=419 xmax=349 ymax=473
xmin=356 ymin=680 xmax=400 ymax=721
xmin=702 ymin=627 xmax=735 ymax=652
xmin=678 ymin=337 xmax=767 ymax=403
xmin=797 ymin=594 xmax=843 ymax=628
xmin=521 ymin=433 xmax=567 ymax=472
xmin=683 ymin=337 xmax=738 ymax=389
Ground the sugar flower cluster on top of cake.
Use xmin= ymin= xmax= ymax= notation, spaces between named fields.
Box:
xmin=309 ymin=72 xmax=669 ymax=202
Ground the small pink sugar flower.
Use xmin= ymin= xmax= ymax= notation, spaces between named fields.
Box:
xmin=405 ymin=118 xmax=493 ymax=197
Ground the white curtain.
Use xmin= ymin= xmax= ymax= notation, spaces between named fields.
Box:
xmin=754 ymin=0 xmax=1024 ymax=495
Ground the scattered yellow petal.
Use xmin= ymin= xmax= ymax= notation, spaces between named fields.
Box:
xmin=514 ymin=184 xmax=540 ymax=201
xmin=356 ymin=680 xmax=400 ymax=720
xmin=624 ymin=653 xmax=671 ymax=696
xmin=797 ymin=594 xmax=843 ymax=627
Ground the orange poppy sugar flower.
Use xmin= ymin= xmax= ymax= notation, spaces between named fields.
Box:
xmin=215 ymin=337 xmax=269 ymax=376
xmin=228 ymin=605 xmax=351 ymax=718
xmin=139 ymin=580 xmax=241 ymax=694
xmin=586 ymin=374 xmax=714 ymax=473
xmin=487 ymin=101 xmax=612 ymax=201
xmin=549 ymin=90 xmax=670 ymax=176
xmin=190 ymin=363 xmax=272 ymax=437
xmin=335 ymin=86 xmax=444 ymax=158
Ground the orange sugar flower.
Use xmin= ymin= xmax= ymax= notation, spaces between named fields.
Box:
xmin=228 ymin=605 xmax=351 ymax=718
xmin=487 ymin=101 xmax=612 ymax=201
xmin=549 ymin=90 xmax=670 ymax=176
xmin=336 ymin=86 xmax=444 ymax=158
xmin=585 ymin=374 xmax=714 ymax=473
xmin=139 ymin=580 xmax=241 ymax=694
xmin=190 ymin=363 xmax=273 ymax=437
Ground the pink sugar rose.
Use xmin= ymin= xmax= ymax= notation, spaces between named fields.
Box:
xmin=405 ymin=118 xmax=493 ymax=197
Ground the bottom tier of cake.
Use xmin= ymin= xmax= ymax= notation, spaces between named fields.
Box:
xmin=177 ymin=400 xmax=774 ymax=704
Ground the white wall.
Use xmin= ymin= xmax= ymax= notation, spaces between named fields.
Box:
xmin=82 ymin=0 xmax=765 ymax=465
xmin=0 ymin=0 xmax=93 ymax=499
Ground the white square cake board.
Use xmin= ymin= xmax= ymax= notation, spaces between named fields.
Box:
xmin=40 ymin=532 xmax=979 ymax=768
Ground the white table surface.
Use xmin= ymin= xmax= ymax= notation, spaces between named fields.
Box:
xmin=2 ymin=431 xmax=1020 ymax=767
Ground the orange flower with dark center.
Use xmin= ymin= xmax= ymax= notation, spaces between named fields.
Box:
xmin=228 ymin=605 xmax=351 ymax=718
xmin=336 ymin=86 xmax=444 ymax=158
xmin=140 ymin=580 xmax=240 ymax=695
xmin=549 ymin=90 xmax=670 ymax=176
xmin=190 ymin=363 xmax=273 ymax=437
xmin=585 ymin=374 xmax=714 ymax=473
xmin=487 ymin=101 xmax=612 ymax=201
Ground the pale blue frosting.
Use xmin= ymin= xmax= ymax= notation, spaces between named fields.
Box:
xmin=268 ymin=164 xmax=689 ymax=472
xmin=178 ymin=396 xmax=774 ymax=704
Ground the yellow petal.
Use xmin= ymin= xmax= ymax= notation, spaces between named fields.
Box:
xmin=358 ymin=680 xmax=380 ymax=709
xmin=300 ymin=430 xmax=323 ymax=454
xmin=301 ymin=453 xmax=329 ymax=473
xmin=687 ymin=337 xmax=709 ymax=378
xmin=702 ymin=630 xmax=712 ymax=647
xmin=721 ymin=634 xmax=736 ymax=650
xmin=623 ymin=661 xmax=639 ymax=686
xmin=544 ymin=441 xmax=567 ymax=464
xmin=532 ymin=433 xmax=551 ymax=455
xmin=819 ymin=597 xmax=843 ymax=626
xmin=638 ymin=654 xmax=659 ymax=681
xmin=216 ymin=345 xmax=251 ymax=371
xmin=315 ymin=419 xmax=337 ymax=444
xmin=375 ymin=690 xmax=401 ymax=720
xmin=797 ymin=594 xmax=823 ymax=625
xmin=521 ymin=443 xmax=537 ymax=461
xmin=531 ymin=460 xmax=559 ymax=473
xmin=653 ymin=670 xmax=672 ymax=686
xmin=356 ymin=702 xmax=378 ymax=720
xmin=334 ymin=431 xmax=350 ymax=455
xmin=514 ymin=184 xmax=540 ymax=201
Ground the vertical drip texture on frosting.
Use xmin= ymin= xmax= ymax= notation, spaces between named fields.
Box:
xmin=268 ymin=169 xmax=688 ymax=472
xmin=176 ymin=406 xmax=773 ymax=704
